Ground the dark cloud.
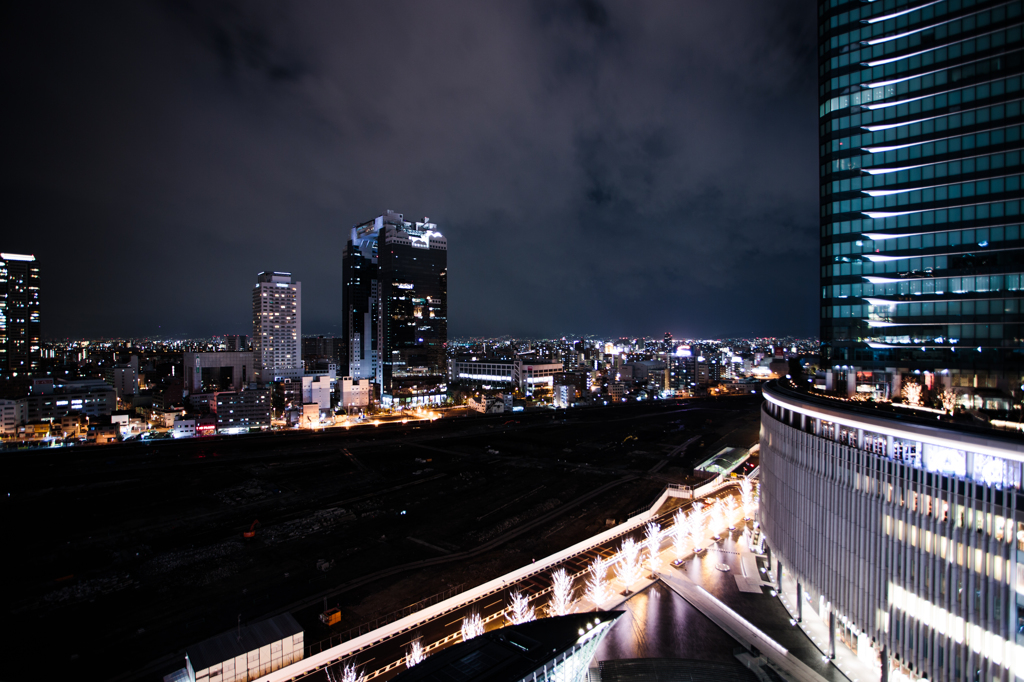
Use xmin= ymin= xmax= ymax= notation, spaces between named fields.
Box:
xmin=4 ymin=0 xmax=820 ymax=340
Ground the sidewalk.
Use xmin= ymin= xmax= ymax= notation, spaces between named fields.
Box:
xmin=656 ymin=569 xmax=830 ymax=682
xmin=775 ymin=564 xmax=881 ymax=682
xmin=591 ymin=491 xmax=859 ymax=682
xmin=560 ymin=490 xmax=874 ymax=682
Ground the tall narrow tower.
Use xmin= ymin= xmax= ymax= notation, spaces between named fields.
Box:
xmin=252 ymin=271 xmax=301 ymax=385
xmin=1 ymin=252 xmax=41 ymax=376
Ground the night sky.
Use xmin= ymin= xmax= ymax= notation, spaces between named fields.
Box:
xmin=5 ymin=1 xmax=820 ymax=340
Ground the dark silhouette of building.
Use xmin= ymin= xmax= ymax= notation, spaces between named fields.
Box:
xmin=223 ymin=334 xmax=249 ymax=352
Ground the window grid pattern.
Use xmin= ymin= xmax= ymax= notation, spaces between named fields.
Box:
xmin=819 ymin=0 xmax=1024 ymax=372
xmin=760 ymin=391 xmax=1019 ymax=681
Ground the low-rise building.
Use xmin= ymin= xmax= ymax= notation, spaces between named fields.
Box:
xmin=196 ymin=415 xmax=217 ymax=437
xmin=59 ymin=413 xmax=88 ymax=439
xmin=186 ymin=392 xmax=218 ymax=414
xmin=339 ymin=376 xmax=370 ymax=410
xmin=150 ymin=408 xmax=183 ymax=428
xmin=517 ymin=361 xmax=562 ymax=396
xmin=105 ymin=355 xmax=139 ymax=401
xmin=214 ymin=389 xmax=271 ymax=433
xmin=0 ymin=399 xmax=24 ymax=438
xmin=553 ymin=384 xmax=576 ymax=408
xmin=467 ymin=395 xmax=505 ymax=413
xmin=301 ymin=374 xmax=333 ymax=411
xmin=18 ymin=379 xmax=115 ymax=424
xmin=111 ymin=413 xmax=130 ymax=437
xmin=111 ymin=413 xmax=147 ymax=439
xmin=172 ymin=417 xmax=196 ymax=439
xmin=272 ymin=378 xmax=302 ymax=416
xmin=179 ymin=613 xmax=303 ymax=682
xmin=449 ymin=357 xmax=517 ymax=386
xmin=18 ymin=422 xmax=52 ymax=443
xmin=87 ymin=421 xmax=119 ymax=444
xmin=300 ymin=402 xmax=321 ymax=428
xmin=448 ymin=358 xmax=562 ymax=396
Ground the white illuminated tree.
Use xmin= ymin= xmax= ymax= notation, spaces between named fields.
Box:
xmin=644 ymin=521 xmax=662 ymax=574
xmin=902 ymin=380 xmax=923 ymax=406
xmin=326 ymin=661 xmax=363 ymax=682
xmin=709 ymin=504 xmax=726 ymax=539
xmin=549 ymin=568 xmax=576 ymax=617
xmin=461 ymin=612 xmax=484 ymax=641
xmin=585 ymin=558 xmax=611 ymax=608
xmin=616 ymin=537 xmax=643 ymax=593
xmin=508 ymin=591 xmax=535 ymax=625
xmin=341 ymin=661 xmax=364 ymax=682
xmin=406 ymin=640 xmax=425 ymax=668
xmin=740 ymin=478 xmax=754 ymax=519
xmin=724 ymin=497 xmax=738 ymax=530
xmin=671 ymin=509 xmax=691 ymax=561
xmin=939 ymin=388 xmax=959 ymax=414
xmin=690 ymin=506 xmax=704 ymax=551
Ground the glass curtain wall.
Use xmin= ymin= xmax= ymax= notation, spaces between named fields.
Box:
xmin=819 ymin=0 xmax=1023 ymax=387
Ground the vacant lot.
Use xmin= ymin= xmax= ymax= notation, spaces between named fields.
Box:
xmin=2 ymin=395 xmax=761 ymax=681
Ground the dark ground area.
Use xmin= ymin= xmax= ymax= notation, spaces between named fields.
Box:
xmin=2 ymin=395 xmax=762 ymax=682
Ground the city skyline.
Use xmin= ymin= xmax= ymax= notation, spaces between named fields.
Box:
xmin=5 ymin=1 xmax=1022 ymax=678
xmin=5 ymin=1 xmax=819 ymax=341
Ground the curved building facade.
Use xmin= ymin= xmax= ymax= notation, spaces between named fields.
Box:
xmin=759 ymin=382 xmax=1023 ymax=681
xmin=818 ymin=0 xmax=1024 ymax=389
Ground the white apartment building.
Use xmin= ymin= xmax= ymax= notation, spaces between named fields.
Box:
xmin=340 ymin=376 xmax=370 ymax=410
xmin=252 ymin=272 xmax=301 ymax=385
xmin=301 ymin=375 xmax=333 ymax=411
xmin=172 ymin=417 xmax=196 ymax=439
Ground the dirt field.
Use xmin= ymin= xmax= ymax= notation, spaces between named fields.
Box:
xmin=2 ymin=395 xmax=762 ymax=681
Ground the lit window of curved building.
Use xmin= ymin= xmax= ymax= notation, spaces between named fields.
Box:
xmin=819 ymin=0 xmax=1024 ymax=394
xmin=759 ymin=381 xmax=1022 ymax=682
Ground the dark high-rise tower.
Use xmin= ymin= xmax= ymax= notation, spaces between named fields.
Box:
xmin=819 ymin=0 xmax=1022 ymax=396
xmin=378 ymin=220 xmax=447 ymax=407
xmin=342 ymin=211 xmax=448 ymax=407
xmin=1 ymin=252 xmax=41 ymax=375
xmin=341 ymin=212 xmax=399 ymax=382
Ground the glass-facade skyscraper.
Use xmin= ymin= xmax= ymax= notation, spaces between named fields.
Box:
xmin=342 ymin=211 xmax=448 ymax=407
xmin=819 ymin=0 xmax=1022 ymax=397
